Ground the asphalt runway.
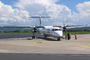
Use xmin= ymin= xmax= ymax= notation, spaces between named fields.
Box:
xmin=0 ymin=34 xmax=90 ymax=60
xmin=0 ymin=53 xmax=90 ymax=60
xmin=0 ymin=34 xmax=39 ymax=39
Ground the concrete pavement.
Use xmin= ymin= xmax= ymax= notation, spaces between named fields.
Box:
xmin=0 ymin=34 xmax=90 ymax=54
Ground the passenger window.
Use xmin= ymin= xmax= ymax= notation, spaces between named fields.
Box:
xmin=52 ymin=29 xmax=61 ymax=31
xmin=59 ymin=29 xmax=61 ymax=31
xmin=55 ymin=29 xmax=58 ymax=31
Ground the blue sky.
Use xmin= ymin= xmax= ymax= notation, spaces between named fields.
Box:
xmin=0 ymin=0 xmax=90 ymax=26
xmin=0 ymin=0 xmax=18 ymax=8
xmin=1 ymin=0 xmax=90 ymax=13
xmin=0 ymin=0 xmax=16 ymax=5
xmin=57 ymin=0 xmax=90 ymax=13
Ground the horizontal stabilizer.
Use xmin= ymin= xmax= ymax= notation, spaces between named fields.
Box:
xmin=28 ymin=16 xmax=50 ymax=18
xmin=28 ymin=16 xmax=50 ymax=26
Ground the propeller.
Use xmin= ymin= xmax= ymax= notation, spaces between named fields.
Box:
xmin=62 ymin=23 xmax=85 ymax=32
xmin=62 ymin=23 xmax=85 ymax=39
xmin=31 ymin=26 xmax=44 ymax=39
xmin=63 ymin=23 xmax=66 ymax=32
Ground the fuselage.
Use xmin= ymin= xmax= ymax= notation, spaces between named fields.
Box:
xmin=39 ymin=26 xmax=63 ymax=38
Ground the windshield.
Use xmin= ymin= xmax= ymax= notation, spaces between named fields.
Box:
xmin=52 ymin=29 xmax=61 ymax=31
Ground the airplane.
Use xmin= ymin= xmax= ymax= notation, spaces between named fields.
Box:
xmin=0 ymin=16 xmax=83 ymax=41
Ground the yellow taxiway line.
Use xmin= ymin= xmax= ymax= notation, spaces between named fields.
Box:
xmin=78 ymin=45 xmax=90 ymax=48
xmin=34 ymin=41 xmax=45 ymax=43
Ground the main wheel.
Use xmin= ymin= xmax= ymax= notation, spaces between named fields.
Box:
xmin=44 ymin=35 xmax=47 ymax=38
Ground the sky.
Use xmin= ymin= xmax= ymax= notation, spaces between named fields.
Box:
xmin=0 ymin=0 xmax=90 ymax=26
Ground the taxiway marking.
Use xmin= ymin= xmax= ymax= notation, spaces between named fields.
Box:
xmin=34 ymin=41 xmax=45 ymax=43
xmin=78 ymin=45 xmax=90 ymax=48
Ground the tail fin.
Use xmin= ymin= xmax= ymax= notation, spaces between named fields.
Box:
xmin=28 ymin=16 xmax=50 ymax=26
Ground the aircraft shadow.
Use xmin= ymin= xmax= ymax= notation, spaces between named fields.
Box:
xmin=36 ymin=36 xmax=59 ymax=41
xmin=26 ymin=38 xmax=33 ymax=40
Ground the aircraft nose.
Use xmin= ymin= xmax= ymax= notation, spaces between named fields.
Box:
xmin=55 ymin=31 xmax=63 ymax=37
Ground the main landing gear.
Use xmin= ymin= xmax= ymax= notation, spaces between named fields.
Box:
xmin=32 ymin=28 xmax=37 ymax=39
xmin=44 ymin=35 xmax=47 ymax=38
xmin=32 ymin=32 xmax=35 ymax=39
xmin=32 ymin=36 xmax=35 ymax=39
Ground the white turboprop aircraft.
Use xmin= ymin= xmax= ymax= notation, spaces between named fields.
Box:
xmin=0 ymin=16 xmax=83 ymax=40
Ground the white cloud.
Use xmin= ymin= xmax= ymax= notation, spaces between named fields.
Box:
xmin=77 ymin=1 xmax=90 ymax=13
xmin=0 ymin=1 xmax=30 ymax=26
xmin=0 ymin=0 xmax=90 ymax=26
xmin=14 ymin=0 xmax=58 ymax=9
xmin=14 ymin=0 xmax=72 ymax=26
xmin=71 ymin=1 xmax=90 ymax=25
xmin=76 ymin=1 xmax=90 ymax=18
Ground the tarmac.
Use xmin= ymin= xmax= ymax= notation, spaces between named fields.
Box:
xmin=0 ymin=34 xmax=90 ymax=54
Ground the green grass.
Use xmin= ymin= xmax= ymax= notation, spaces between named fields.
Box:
xmin=0 ymin=31 xmax=90 ymax=34
xmin=63 ymin=31 xmax=90 ymax=34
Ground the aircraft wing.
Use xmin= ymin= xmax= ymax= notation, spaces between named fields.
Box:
xmin=53 ymin=26 xmax=62 ymax=28
xmin=0 ymin=26 xmax=33 ymax=28
xmin=0 ymin=26 xmax=45 ymax=28
xmin=66 ymin=25 xmax=84 ymax=27
xmin=35 ymin=26 xmax=45 ymax=28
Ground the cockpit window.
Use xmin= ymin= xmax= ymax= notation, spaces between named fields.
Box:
xmin=52 ymin=29 xmax=61 ymax=31
xmin=59 ymin=29 xmax=61 ymax=31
